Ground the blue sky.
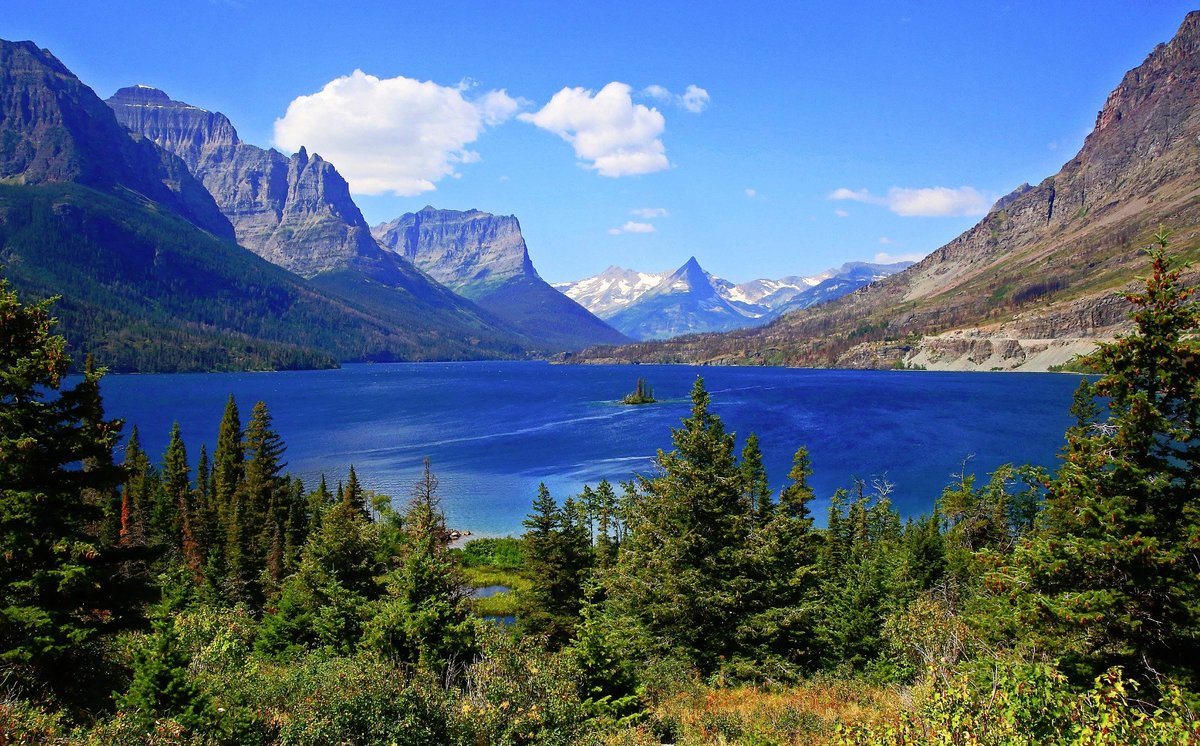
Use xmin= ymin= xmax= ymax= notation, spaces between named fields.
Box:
xmin=6 ymin=2 xmax=1197 ymax=283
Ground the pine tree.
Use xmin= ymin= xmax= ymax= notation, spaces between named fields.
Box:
xmin=363 ymin=459 xmax=474 ymax=669
xmin=120 ymin=426 xmax=151 ymax=547
xmin=519 ymin=483 xmax=592 ymax=647
xmin=160 ymin=423 xmax=190 ymax=547
xmin=212 ymin=395 xmax=243 ymax=593
xmin=594 ymin=479 xmax=618 ymax=569
xmin=741 ymin=433 xmax=773 ymax=525
xmin=120 ymin=620 xmax=212 ymax=732
xmin=1015 ymin=233 xmax=1200 ymax=691
xmin=238 ymin=400 xmax=288 ymax=601
xmin=343 ymin=465 xmax=369 ymax=519
xmin=0 ymin=277 xmax=131 ymax=688
xmin=606 ymin=377 xmax=756 ymax=672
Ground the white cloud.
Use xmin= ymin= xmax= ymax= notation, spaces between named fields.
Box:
xmin=680 ymin=85 xmax=711 ymax=113
xmin=829 ymin=187 xmax=884 ymax=205
xmin=829 ymin=185 xmax=992 ymax=217
xmin=874 ymin=251 xmax=927 ymax=264
xmin=520 ymin=82 xmax=669 ymax=177
xmin=642 ymin=83 xmax=710 ymax=113
xmin=834 ymin=209 xmax=850 ymax=218
xmin=274 ymin=70 xmax=518 ymax=196
xmin=887 ymin=186 xmax=991 ymax=217
xmin=745 ymin=188 xmax=758 ymax=198
xmin=878 ymin=236 xmax=894 ymax=245
xmin=613 ymin=221 xmax=656 ymax=233
xmin=631 ymin=207 xmax=668 ymax=218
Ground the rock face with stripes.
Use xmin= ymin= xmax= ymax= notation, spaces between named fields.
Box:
xmin=373 ymin=207 xmax=629 ymax=350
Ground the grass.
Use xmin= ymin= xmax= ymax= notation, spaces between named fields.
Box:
xmin=605 ymin=679 xmax=904 ymax=745
xmin=462 ymin=565 xmax=529 ymax=618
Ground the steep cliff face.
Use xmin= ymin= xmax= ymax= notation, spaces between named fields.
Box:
xmin=107 ymin=86 xmax=384 ymax=279
xmin=0 ymin=43 xmax=233 ymax=239
xmin=568 ymin=11 xmax=1200 ymax=370
xmin=373 ymin=206 xmax=534 ymax=297
xmin=374 ymin=207 xmax=627 ymax=349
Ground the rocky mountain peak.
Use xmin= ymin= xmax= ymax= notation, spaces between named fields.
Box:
xmin=372 ymin=207 xmax=536 ymax=297
xmin=0 ymin=39 xmax=233 ymax=238
xmin=107 ymin=88 xmax=396 ymax=278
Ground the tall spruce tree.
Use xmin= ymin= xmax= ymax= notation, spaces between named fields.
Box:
xmin=606 ymin=377 xmax=756 ymax=673
xmin=0 ymin=277 xmax=130 ymax=689
xmin=520 ymin=483 xmax=593 ymax=647
xmin=1015 ymin=233 xmax=1200 ymax=691
xmin=212 ymin=395 xmax=243 ymax=594
xmin=364 ymin=459 xmax=473 ymax=669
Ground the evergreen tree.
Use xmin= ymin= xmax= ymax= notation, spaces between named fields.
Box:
xmin=594 ymin=479 xmax=619 ymax=569
xmin=606 ymin=377 xmax=756 ymax=673
xmin=1015 ymin=234 xmax=1200 ymax=691
xmin=0 ymin=277 xmax=131 ymax=689
xmin=738 ymin=447 xmax=823 ymax=675
xmin=363 ymin=459 xmax=474 ymax=669
xmin=343 ymin=465 xmax=369 ymax=519
xmin=159 ymin=423 xmax=190 ymax=547
xmin=519 ymin=483 xmax=593 ymax=647
xmin=120 ymin=620 xmax=212 ymax=732
xmin=212 ymin=395 xmax=243 ymax=594
xmin=741 ymin=433 xmax=773 ymax=525
xmin=238 ymin=400 xmax=288 ymax=601
xmin=120 ymin=426 xmax=151 ymax=547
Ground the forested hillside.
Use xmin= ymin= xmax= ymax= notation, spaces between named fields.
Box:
xmin=1 ymin=240 xmax=1197 ymax=742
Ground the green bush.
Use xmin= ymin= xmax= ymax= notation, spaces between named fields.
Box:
xmin=836 ymin=663 xmax=1200 ymax=745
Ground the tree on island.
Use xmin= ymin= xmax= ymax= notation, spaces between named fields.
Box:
xmin=621 ymin=377 xmax=656 ymax=405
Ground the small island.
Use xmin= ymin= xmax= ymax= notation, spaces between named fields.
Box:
xmin=621 ymin=377 xmax=657 ymax=405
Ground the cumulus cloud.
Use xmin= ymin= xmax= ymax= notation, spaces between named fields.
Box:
xmin=829 ymin=185 xmax=992 ymax=217
xmin=274 ymin=70 xmax=518 ymax=196
xmin=745 ymin=188 xmax=758 ymax=198
xmin=609 ymin=221 xmax=656 ymax=235
xmin=878 ymin=236 xmax=894 ymax=245
xmin=520 ymin=82 xmax=669 ymax=177
xmin=643 ymin=83 xmax=711 ymax=113
xmin=834 ymin=209 xmax=850 ymax=218
xmin=631 ymin=207 xmax=668 ymax=218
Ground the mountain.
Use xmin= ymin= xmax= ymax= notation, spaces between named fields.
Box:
xmin=0 ymin=43 xmax=233 ymax=240
xmin=373 ymin=206 xmax=627 ymax=350
xmin=556 ymin=259 xmax=911 ymax=340
xmin=602 ymin=257 xmax=760 ymax=340
xmin=0 ymin=39 xmax=525 ymax=370
xmin=767 ymin=262 xmax=915 ymax=315
xmin=105 ymin=85 xmax=534 ymax=357
xmin=107 ymin=86 xmax=388 ymax=278
xmin=553 ymin=266 xmax=672 ymax=317
xmin=563 ymin=12 xmax=1200 ymax=370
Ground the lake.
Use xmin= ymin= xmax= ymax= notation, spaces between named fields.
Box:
xmin=98 ymin=362 xmax=1084 ymax=536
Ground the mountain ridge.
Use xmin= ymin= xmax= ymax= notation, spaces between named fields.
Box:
xmin=557 ymin=259 xmax=911 ymax=340
xmin=373 ymin=206 xmax=628 ymax=350
xmin=560 ymin=11 xmax=1200 ymax=370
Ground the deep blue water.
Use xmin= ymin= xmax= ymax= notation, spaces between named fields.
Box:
xmin=97 ymin=362 xmax=1084 ymax=537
